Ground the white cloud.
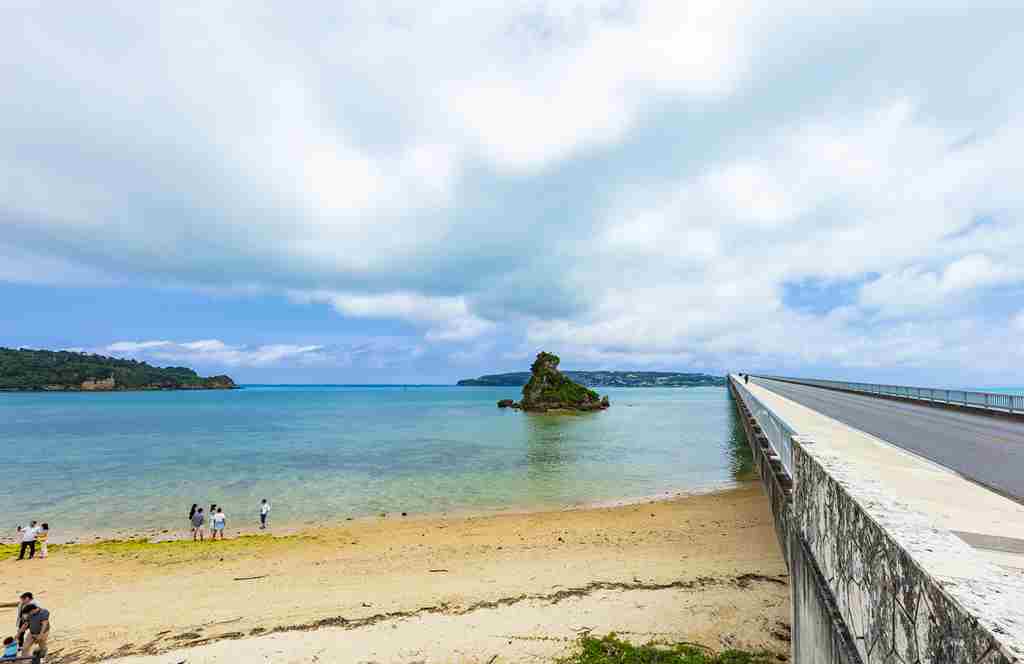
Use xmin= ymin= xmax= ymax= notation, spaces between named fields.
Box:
xmin=858 ymin=254 xmax=1020 ymax=315
xmin=449 ymin=2 xmax=751 ymax=171
xmin=2 ymin=3 xmax=1024 ymax=382
xmin=1013 ymin=311 xmax=1024 ymax=333
xmin=290 ymin=290 xmax=495 ymax=342
xmin=106 ymin=341 xmax=173 ymax=352
xmin=103 ymin=340 xmax=325 ymax=368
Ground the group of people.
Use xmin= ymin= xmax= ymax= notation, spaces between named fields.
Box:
xmin=15 ymin=522 xmax=49 ymax=560
xmin=188 ymin=499 xmax=270 ymax=541
xmin=4 ymin=592 xmax=49 ymax=661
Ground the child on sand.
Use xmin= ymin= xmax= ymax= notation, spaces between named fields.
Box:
xmin=2 ymin=636 xmax=17 ymax=660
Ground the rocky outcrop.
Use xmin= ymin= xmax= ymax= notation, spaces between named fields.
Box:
xmin=81 ymin=376 xmax=116 ymax=391
xmin=178 ymin=375 xmax=237 ymax=390
xmin=496 ymin=352 xmax=610 ymax=412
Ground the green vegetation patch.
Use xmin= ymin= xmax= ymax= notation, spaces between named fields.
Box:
xmin=0 ymin=534 xmax=304 ymax=566
xmin=536 ymin=373 xmax=601 ymax=404
xmin=558 ymin=634 xmax=781 ymax=664
xmin=65 ymin=534 xmax=303 ymax=565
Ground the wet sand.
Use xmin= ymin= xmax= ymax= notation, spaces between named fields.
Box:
xmin=0 ymin=482 xmax=789 ymax=663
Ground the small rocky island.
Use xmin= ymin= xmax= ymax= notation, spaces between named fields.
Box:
xmin=498 ymin=352 xmax=610 ymax=412
xmin=0 ymin=348 xmax=237 ymax=391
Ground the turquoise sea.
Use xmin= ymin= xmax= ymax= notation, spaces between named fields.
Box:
xmin=0 ymin=386 xmax=751 ymax=541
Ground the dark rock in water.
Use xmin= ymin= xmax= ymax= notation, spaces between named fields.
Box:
xmin=497 ymin=399 xmax=517 ymax=408
xmin=517 ymin=351 xmax=610 ymax=413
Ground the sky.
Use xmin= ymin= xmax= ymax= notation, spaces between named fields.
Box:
xmin=2 ymin=2 xmax=1023 ymax=385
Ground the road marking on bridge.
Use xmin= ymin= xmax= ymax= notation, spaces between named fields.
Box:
xmin=952 ymin=530 xmax=1024 ymax=555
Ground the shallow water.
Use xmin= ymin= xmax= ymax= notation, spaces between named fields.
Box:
xmin=0 ymin=385 xmax=750 ymax=539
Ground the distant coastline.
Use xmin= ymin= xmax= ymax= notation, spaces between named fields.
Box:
xmin=0 ymin=347 xmax=236 ymax=392
xmin=458 ymin=370 xmax=726 ymax=388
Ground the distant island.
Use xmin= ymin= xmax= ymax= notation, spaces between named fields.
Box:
xmin=0 ymin=348 xmax=237 ymax=391
xmin=497 ymin=351 xmax=609 ymax=412
xmin=460 ymin=369 xmax=725 ymax=388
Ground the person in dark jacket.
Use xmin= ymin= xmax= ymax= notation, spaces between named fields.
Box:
xmin=14 ymin=593 xmax=32 ymax=651
xmin=17 ymin=604 xmax=49 ymax=659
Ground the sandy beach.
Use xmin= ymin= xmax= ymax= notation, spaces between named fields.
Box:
xmin=0 ymin=483 xmax=789 ymax=663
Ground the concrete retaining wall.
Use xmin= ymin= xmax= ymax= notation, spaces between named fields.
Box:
xmin=729 ymin=376 xmax=1023 ymax=664
xmin=792 ymin=437 xmax=1021 ymax=664
xmin=730 ymin=381 xmax=861 ymax=663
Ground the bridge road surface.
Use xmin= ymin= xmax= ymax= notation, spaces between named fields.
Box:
xmin=752 ymin=377 xmax=1024 ymax=503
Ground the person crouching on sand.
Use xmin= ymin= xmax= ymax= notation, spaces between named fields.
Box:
xmin=17 ymin=604 xmax=49 ymax=659
xmin=191 ymin=508 xmax=205 ymax=541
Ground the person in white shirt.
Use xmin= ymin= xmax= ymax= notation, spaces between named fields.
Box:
xmin=17 ymin=522 xmax=38 ymax=560
xmin=259 ymin=499 xmax=270 ymax=529
xmin=212 ymin=508 xmax=226 ymax=540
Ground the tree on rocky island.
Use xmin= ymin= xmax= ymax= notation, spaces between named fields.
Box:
xmin=497 ymin=352 xmax=610 ymax=412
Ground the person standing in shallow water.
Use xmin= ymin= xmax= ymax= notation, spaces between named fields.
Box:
xmin=259 ymin=499 xmax=270 ymax=529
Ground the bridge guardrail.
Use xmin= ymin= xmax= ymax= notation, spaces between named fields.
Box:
xmin=754 ymin=375 xmax=1023 ymax=415
xmin=731 ymin=375 xmax=798 ymax=479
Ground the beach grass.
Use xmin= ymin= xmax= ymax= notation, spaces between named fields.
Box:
xmin=558 ymin=634 xmax=781 ymax=664
xmin=1 ymin=532 xmax=308 ymax=566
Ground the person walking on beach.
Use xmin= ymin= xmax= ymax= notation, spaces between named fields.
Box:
xmin=17 ymin=604 xmax=49 ymax=659
xmin=191 ymin=508 xmax=205 ymax=541
xmin=211 ymin=507 xmax=226 ymax=540
xmin=17 ymin=522 xmax=38 ymax=560
xmin=14 ymin=593 xmax=33 ymax=652
xmin=188 ymin=503 xmax=197 ymax=527
xmin=259 ymin=499 xmax=270 ymax=529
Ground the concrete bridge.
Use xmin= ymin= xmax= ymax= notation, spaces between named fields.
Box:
xmin=729 ymin=374 xmax=1024 ymax=664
